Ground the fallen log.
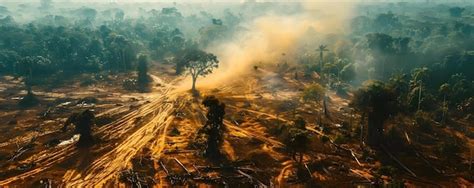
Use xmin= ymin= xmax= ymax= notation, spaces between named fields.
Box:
xmin=17 ymin=162 xmax=36 ymax=171
xmin=192 ymin=176 xmax=222 ymax=184
xmin=42 ymin=107 xmax=52 ymax=119
xmin=303 ymin=163 xmax=313 ymax=179
xmin=195 ymin=165 xmax=256 ymax=173
xmin=349 ymin=168 xmax=372 ymax=182
xmin=470 ymin=146 xmax=473 ymax=171
xmin=119 ymin=169 xmax=148 ymax=188
xmin=9 ymin=148 xmax=30 ymax=161
xmin=164 ymin=149 xmax=197 ymax=154
xmin=9 ymin=138 xmax=36 ymax=162
xmin=173 ymin=158 xmax=191 ymax=176
xmin=404 ymin=132 xmax=442 ymax=174
xmin=159 ymin=160 xmax=170 ymax=176
xmin=380 ymin=145 xmax=417 ymax=177
xmin=306 ymin=126 xmax=362 ymax=166
xmin=349 ymin=149 xmax=362 ymax=166
xmin=232 ymin=118 xmax=240 ymax=126
xmin=192 ymin=164 xmax=201 ymax=175
xmin=158 ymin=160 xmax=192 ymax=185
xmin=236 ymin=169 xmax=268 ymax=188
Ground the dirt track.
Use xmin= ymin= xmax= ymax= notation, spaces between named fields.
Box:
xmin=0 ymin=75 xmax=187 ymax=186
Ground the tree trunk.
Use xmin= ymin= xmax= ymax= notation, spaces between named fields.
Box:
xmin=349 ymin=109 xmax=353 ymax=130
xmin=299 ymin=152 xmax=303 ymax=164
xmin=122 ymin=50 xmax=126 ymax=71
xmin=367 ymin=113 xmax=383 ymax=146
xmin=360 ymin=112 xmax=365 ymax=146
xmin=417 ymin=82 xmax=422 ymax=111
xmin=382 ymin=56 xmax=386 ymax=80
xmin=27 ymin=85 xmax=32 ymax=95
xmin=318 ymin=110 xmax=322 ymax=127
xmin=442 ymin=94 xmax=447 ymax=124
xmin=27 ymin=67 xmax=33 ymax=95
xmin=320 ymin=52 xmax=323 ymax=75
xmin=323 ymin=97 xmax=329 ymax=118
xmin=191 ymin=76 xmax=197 ymax=92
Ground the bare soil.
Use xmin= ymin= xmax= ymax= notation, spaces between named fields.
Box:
xmin=0 ymin=64 xmax=472 ymax=187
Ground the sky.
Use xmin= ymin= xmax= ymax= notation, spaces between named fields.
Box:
xmin=0 ymin=0 xmax=447 ymax=3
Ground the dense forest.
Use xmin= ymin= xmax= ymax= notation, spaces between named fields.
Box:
xmin=0 ymin=0 xmax=472 ymax=187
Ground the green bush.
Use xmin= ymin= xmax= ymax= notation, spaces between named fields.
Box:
xmin=301 ymin=83 xmax=325 ymax=102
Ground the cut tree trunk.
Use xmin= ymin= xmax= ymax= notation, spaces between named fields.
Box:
xmin=367 ymin=114 xmax=383 ymax=146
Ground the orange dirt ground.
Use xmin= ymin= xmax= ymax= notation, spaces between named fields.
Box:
xmin=0 ymin=64 xmax=472 ymax=187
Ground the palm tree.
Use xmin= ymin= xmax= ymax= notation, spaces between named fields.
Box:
xmin=439 ymin=83 xmax=450 ymax=124
xmin=410 ymin=67 xmax=429 ymax=111
xmin=317 ymin=45 xmax=329 ymax=76
xmin=388 ymin=73 xmax=409 ymax=107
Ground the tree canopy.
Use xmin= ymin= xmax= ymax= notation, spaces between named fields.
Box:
xmin=180 ymin=49 xmax=219 ymax=92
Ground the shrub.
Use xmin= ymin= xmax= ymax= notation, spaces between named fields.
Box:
xmin=385 ymin=127 xmax=405 ymax=149
xmin=376 ymin=165 xmax=397 ymax=177
xmin=122 ymin=78 xmax=138 ymax=91
xmin=332 ymin=82 xmax=350 ymax=97
xmin=301 ymin=83 xmax=325 ymax=102
xmin=334 ymin=134 xmax=349 ymax=144
xmin=321 ymin=135 xmax=330 ymax=143
xmin=436 ymin=139 xmax=461 ymax=156
xmin=415 ymin=111 xmax=432 ymax=132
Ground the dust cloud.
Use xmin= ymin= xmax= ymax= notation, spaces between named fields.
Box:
xmin=189 ymin=1 xmax=360 ymax=90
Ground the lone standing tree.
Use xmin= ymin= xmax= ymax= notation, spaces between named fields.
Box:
xmin=62 ymin=109 xmax=96 ymax=147
xmin=286 ymin=117 xmax=309 ymax=164
xmin=439 ymin=83 xmax=450 ymax=124
xmin=182 ymin=49 xmax=219 ymax=93
xmin=137 ymin=54 xmax=150 ymax=91
xmin=16 ymin=56 xmax=52 ymax=107
xmin=317 ymin=45 xmax=328 ymax=75
xmin=351 ymin=81 xmax=398 ymax=146
xmin=410 ymin=67 xmax=429 ymax=111
xmin=202 ymin=96 xmax=226 ymax=159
